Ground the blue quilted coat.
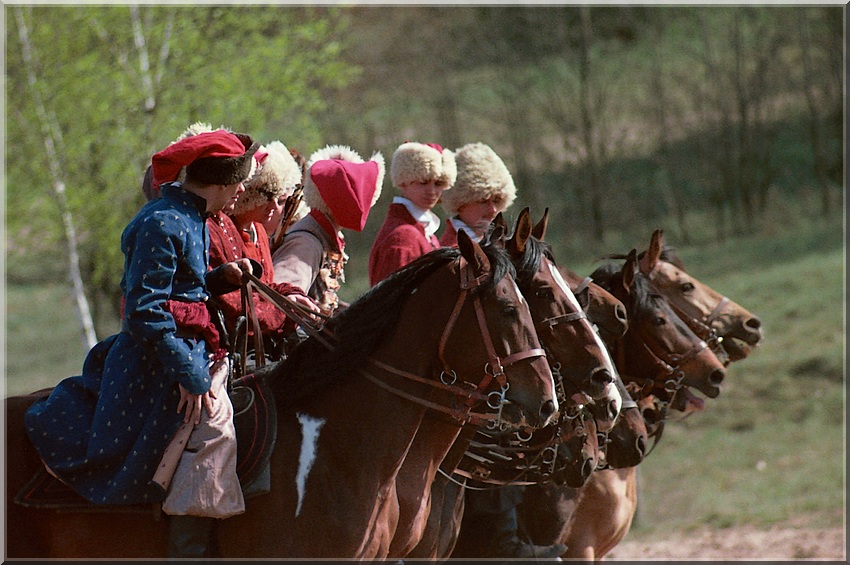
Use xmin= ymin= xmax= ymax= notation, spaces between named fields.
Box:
xmin=25 ymin=183 xmax=215 ymax=505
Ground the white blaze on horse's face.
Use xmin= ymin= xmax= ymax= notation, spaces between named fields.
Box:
xmin=294 ymin=412 xmax=326 ymax=518
xmin=510 ymin=277 xmax=528 ymax=308
xmin=549 ymin=263 xmax=622 ymax=423
xmin=548 ymin=263 xmax=618 ymax=377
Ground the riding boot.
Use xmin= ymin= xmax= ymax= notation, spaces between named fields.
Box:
xmin=167 ymin=515 xmax=215 ymax=558
xmin=487 ymin=500 xmax=567 ymax=559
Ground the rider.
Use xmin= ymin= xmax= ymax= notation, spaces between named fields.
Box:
xmin=272 ymin=144 xmax=385 ymax=315
xmin=165 ymin=123 xmax=320 ymax=360
xmin=25 ymin=130 xmax=260 ymax=557
xmin=367 ymin=141 xmax=456 ymax=286
xmin=439 ymin=142 xmax=516 ymax=246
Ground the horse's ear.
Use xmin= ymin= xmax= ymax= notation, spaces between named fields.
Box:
xmin=507 ymin=207 xmax=532 ymax=257
xmin=639 ymin=229 xmax=663 ymax=275
xmin=531 ymin=207 xmax=549 ymax=240
xmin=493 ymin=212 xmax=508 ymax=234
xmin=490 ymin=223 xmax=507 ymax=247
xmin=458 ymin=228 xmax=491 ymax=277
xmin=622 ymin=249 xmax=638 ymax=292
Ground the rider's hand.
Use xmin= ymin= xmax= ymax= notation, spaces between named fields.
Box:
xmin=177 ymin=384 xmax=217 ymax=425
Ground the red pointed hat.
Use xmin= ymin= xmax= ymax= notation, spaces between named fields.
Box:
xmin=309 ymin=159 xmax=380 ymax=231
xmin=303 ymin=144 xmax=385 ymax=232
xmin=151 ymin=130 xmax=258 ymax=192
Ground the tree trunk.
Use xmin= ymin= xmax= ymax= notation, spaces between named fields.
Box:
xmin=15 ymin=7 xmax=98 ymax=350
xmin=579 ymin=6 xmax=604 ymax=243
xmin=798 ymin=7 xmax=833 ymax=217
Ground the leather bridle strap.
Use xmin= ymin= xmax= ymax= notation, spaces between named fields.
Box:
xmin=241 ymin=276 xmax=266 ymax=367
xmin=538 ymin=310 xmax=587 ymax=328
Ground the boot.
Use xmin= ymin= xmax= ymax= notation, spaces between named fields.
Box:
xmin=167 ymin=515 xmax=215 ymax=558
xmin=487 ymin=505 xmax=567 ymax=559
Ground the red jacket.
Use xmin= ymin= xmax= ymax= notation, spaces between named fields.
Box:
xmin=368 ymin=203 xmax=440 ymax=286
xmin=439 ymin=219 xmax=459 ymax=247
xmin=207 ymin=212 xmax=303 ymax=341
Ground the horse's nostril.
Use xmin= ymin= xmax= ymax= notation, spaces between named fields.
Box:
xmin=615 ymin=304 xmax=628 ymax=324
xmin=745 ymin=316 xmax=762 ymax=331
xmin=607 ymin=399 xmax=618 ymax=421
xmin=541 ymin=399 xmax=557 ymax=419
xmin=709 ymin=368 xmax=725 ymax=386
xmin=591 ymin=368 xmax=614 ymax=390
xmin=581 ymin=456 xmax=595 ymax=481
xmin=636 ymin=434 xmax=647 ymax=456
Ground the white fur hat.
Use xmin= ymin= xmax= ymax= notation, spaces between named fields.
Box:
xmin=232 ymin=140 xmax=303 ymax=215
xmin=390 ymin=142 xmax=457 ymax=189
xmin=440 ymin=142 xmax=516 ymax=216
xmin=304 ymin=144 xmax=385 ymax=231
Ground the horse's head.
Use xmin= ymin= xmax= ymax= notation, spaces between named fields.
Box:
xmin=640 ymin=229 xmax=764 ymax=364
xmin=501 ymin=208 xmax=620 ymax=429
xmin=440 ymin=229 xmax=559 ymax=431
xmin=591 ymin=250 xmax=727 ymax=402
xmin=596 ymin=374 xmax=648 ymax=469
xmin=551 ymin=410 xmax=600 ymax=488
xmin=558 ymin=266 xmax=629 ymax=342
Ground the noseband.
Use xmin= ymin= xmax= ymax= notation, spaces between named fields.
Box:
xmin=363 ymin=256 xmax=546 ymax=430
xmin=645 ymin=263 xmax=732 ymax=365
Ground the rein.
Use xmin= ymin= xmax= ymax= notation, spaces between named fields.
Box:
xmin=240 ymin=259 xmax=545 ymax=430
xmin=360 ymin=256 xmax=546 ymax=429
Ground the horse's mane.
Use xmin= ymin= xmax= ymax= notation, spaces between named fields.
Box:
xmin=264 ymin=241 xmax=515 ymax=406
xmin=589 ymin=262 xmax=656 ymax=317
xmin=604 ymin=244 xmax=685 ymax=270
xmin=513 ymin=236 xmax=555 ymax=289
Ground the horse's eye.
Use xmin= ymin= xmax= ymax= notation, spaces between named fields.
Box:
xmin=681 ymin=282 xmax=695 ymax=293
xmin=536 ymin=287 xmax=554 ymax=300
xmin=503 ymin=305 xmax=519 ymax=318
xmin=653 ymin=316 xmax=667 ymax=326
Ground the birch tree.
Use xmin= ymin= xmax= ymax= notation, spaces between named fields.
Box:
xmin=14 ymin=7 xmax=98 ymax=349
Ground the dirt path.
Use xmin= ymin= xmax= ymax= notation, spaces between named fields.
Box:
xmin=606 ymin=525 xmax=846 ymax=560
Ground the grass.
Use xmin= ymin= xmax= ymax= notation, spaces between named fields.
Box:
xmin=3 ymin=216 xmax=845 ymax=538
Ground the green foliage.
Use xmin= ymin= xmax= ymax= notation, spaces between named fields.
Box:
xmin=6 ymin=5 xmax=356 ymax=301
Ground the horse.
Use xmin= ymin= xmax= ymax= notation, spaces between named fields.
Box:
xmin=399 ymin=209 xmax=621 ymax=560
xmin=518 ymin=248 xmax=730 ymax=561
xmin=6 ymin=230 xmax=559 ymax=559
xmin=637 ymin=229 xmax=763 ymax=364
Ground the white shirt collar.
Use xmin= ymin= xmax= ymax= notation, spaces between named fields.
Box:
xmin=449 ymin=217 xmax=483 ymax=242
xmin=394 ymin=196 xmax=441 ymax=238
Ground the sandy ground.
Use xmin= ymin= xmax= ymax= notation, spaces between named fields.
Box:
xmin=605 ymin=525 xmax=846 ymax=560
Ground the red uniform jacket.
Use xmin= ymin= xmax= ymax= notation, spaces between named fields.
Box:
xmin=207 ymin=212 xmax=303 ymax=341
xmin=368 ymin=203 xmax=440 ymax=286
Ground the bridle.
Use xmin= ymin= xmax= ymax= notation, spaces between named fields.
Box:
xmin=241 ymin=258 xmax=547 ymax=431
xmin=644 ymin=262 xmax=732 ymax=365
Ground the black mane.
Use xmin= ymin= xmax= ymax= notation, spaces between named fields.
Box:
xmin=589 ymin=262 xmax=658 ymax=318
xmin=263 ymin=241 xmax=516 ymax=407
xmin=513 ymin=236 xmax=555 ymax=289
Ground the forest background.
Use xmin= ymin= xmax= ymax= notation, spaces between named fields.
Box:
xmin=3 ymin=4 xmax=846 ymax=557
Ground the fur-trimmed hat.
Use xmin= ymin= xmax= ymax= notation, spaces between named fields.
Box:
xmin=151 ymin=130 xmax=259 ymax=192
xmin=232 ymin=140 xmax=303 ymax=215
xmin=304 ymin=145 xmax=385 ymax=232
xmin=390 ymin=142 xmax=457 ymax=189
xmin=440 ymin=142 xmax=516 ymax=217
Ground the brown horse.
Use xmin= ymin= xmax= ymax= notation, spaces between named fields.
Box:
xmin=638 ymin=229 xmax=763 ymax=363
xmin=519 ymin=248 xmax=731 ymax=561
xmin=398 ymin=209 xmax=620 ymax=560
xmin=547 ymin=231 xmax=764 ymax=562
xmin=6 ymin=231 xmax=559 ymax=559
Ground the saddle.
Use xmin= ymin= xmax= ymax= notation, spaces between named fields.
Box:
xmin=14 ymin=371 xmax=277 ymax=513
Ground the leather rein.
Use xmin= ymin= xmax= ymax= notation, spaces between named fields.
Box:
xmin=239 ymin=258 xmax=546 ymax=430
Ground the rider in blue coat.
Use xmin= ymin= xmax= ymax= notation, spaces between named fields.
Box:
xmin=25 ymin=130 xmax=259 ymax=556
